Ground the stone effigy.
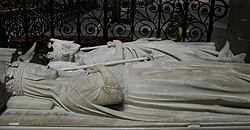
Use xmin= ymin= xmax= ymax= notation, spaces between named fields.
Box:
xmin=6 ymin=61 xmax=123 ymax=116
xmin=1 ymin=39 xmax=250 ymax=128
xmin=0 ymin=48 xmax=16 ymax=113
xmin=48 ymin=38 xmax=246 ymax=66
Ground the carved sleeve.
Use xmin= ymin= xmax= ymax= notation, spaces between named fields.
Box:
xmin=91 ymin=65 xmax=123 ymax=105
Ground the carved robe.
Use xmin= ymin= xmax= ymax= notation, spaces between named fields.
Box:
xmin=6 ymin=60 xmax=250 ymax=122
xmin=5 ymin=39 xmax=250 ymax=122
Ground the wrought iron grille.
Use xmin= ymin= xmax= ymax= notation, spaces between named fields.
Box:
xmin=0 ymin=0 xmax=229 ymax=48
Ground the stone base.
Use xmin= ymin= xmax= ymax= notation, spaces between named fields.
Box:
xmin=1 ymin=109 xmax=250 ymax=129
xmin=0 ymin=109 xmax=171 ymax=127
xmin=1 ymin=125 xmax=250 ymax=130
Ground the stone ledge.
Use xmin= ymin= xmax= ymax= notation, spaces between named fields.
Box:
xmin=1 ymin=109 xmax=250 ymax=128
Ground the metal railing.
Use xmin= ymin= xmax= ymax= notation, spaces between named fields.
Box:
xmin=0 ymin=0 xmax=229 ymax=48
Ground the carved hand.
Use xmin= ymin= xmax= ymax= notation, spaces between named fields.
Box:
xmin=86 ymin=64 xmax=104 ymax=73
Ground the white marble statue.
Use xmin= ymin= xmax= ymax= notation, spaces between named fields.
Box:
xmin=47 ymin=38 xmax=246 ymax=71
xmin=4 ymin=39 xmax=250 ymax=122
xmin=6 ymin=61 xmax=123 ymax=116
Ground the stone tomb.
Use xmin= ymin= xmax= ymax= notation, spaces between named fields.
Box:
xmin=1 ymin=40 xmax=250 ymax=129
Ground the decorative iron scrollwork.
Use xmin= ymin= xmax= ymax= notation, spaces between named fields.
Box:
xmin=0 ymin=0 xmax=229 ymax=47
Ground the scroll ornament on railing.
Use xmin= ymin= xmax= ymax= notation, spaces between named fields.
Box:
xmin=0 ymin=0 xmax=229 ymax=48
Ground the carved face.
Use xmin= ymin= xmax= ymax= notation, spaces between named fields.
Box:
xmin=48 ymin=39 xmax=80 ymax=61
xmin=25 ymin=63 xmax=58 ymax=80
